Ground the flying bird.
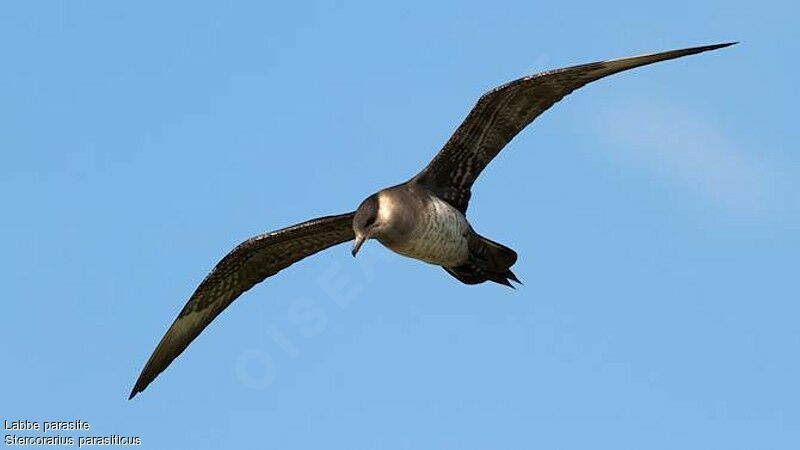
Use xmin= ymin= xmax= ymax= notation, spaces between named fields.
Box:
xmin=129 ymin=42 xmax=735 ymax=399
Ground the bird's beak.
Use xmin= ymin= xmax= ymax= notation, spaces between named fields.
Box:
xmin=351 ymin=234 xmax=366 ymax=257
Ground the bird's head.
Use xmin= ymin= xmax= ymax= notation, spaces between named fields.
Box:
xmin=351 ymin=194 xmax=382 ymax=257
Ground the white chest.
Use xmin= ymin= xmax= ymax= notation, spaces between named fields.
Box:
xmin=391 ymin=197 xmax=470 ymax=267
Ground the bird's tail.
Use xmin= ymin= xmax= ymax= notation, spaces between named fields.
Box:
xmin=444 ymin=233 xmax=520 ymax=287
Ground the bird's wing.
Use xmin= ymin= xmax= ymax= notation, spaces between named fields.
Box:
xmin=412 ymin=42 xmax=736 ymax=213
xmin=129 ymin=212 xmax=355 ymax=399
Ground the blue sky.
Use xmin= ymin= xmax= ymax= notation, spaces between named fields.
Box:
xmin=1 ymin=1 xmax=798 ymax=448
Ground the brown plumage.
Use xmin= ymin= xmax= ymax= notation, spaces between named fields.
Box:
xmin=414 ymin=42 xmax=736 ymax=213
xmin=130 ymin=43 xmax=734 ymax=399
xmin=128 ymin=213 xmax=354 ymax=399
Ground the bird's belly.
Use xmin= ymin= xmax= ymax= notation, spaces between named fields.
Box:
xmin=384 ymin=198 xmax=470 ymax=267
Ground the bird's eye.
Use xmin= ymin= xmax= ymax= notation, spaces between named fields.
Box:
xmin=365 ymin=217 xmax=376 ymax=227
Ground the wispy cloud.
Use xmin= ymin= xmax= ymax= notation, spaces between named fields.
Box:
xmin=594 ymin=99 xmax=782 ymax=214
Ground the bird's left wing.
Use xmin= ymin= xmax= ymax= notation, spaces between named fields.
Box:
xmin=413 ymin=42 xmax=736 ymax=213
xmin=129 ymin=212 xmax=355 ymax=399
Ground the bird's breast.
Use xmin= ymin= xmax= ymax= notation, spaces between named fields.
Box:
xmin=383 ymin=196 xmax=470 ymax=267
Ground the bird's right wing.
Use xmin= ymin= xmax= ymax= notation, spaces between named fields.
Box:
xmin=129 ymin=212 xmax=355 ymax=399
xmin=413 ymin=42 xmax=736 ymax=213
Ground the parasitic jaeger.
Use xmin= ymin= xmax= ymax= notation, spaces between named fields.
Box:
xmin=129 ymin=42 xmax=736 ymax=399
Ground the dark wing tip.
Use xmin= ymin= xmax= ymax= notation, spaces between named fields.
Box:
xmin=128 ymin=379 xmax=143 ymax=400
xmin=668 ymin=42 xmax=738 ymax=54
xmin=705 ymin=41 xmax=738 ymax=49
xmin=601 ymin=41 xmax=738 ymax=70
xmin=692 ymin=42 xmax=738 ymax=54
xmin=128 ymin=369 xmax=153 ymax=400
xmin=671 ymin=41 xmax=739 ymax=58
